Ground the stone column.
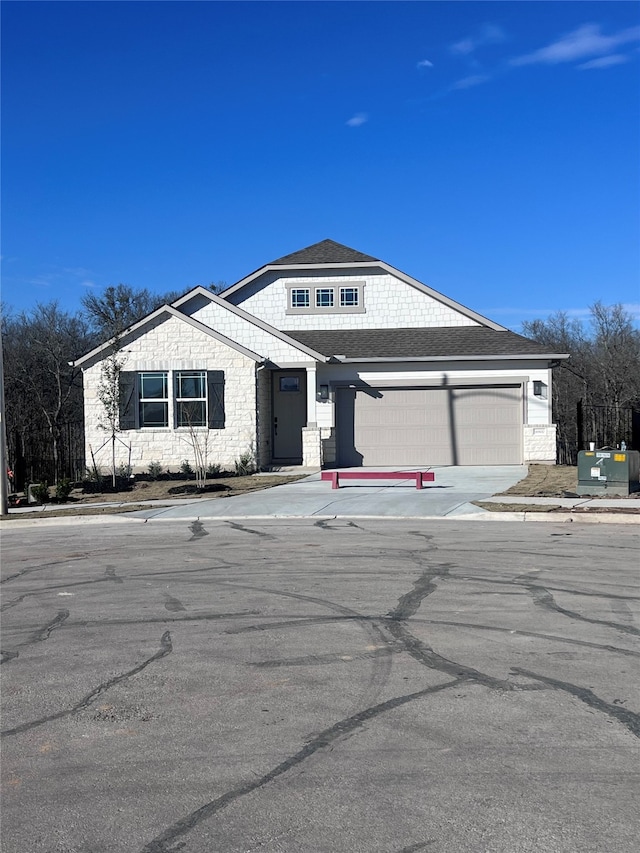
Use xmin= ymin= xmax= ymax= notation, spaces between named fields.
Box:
xmin=305 ymin=365 xmax=317 ymax=426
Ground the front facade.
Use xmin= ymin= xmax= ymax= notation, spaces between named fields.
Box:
xmin=77 ymin=240 xmax=568 ymax=473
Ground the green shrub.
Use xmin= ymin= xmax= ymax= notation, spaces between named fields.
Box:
xmin=206 ymin=462 xmax=222 ymax=477
xmin=148 ymin=461 xmax=164 ymax=480
xmin=32 ymin=481 xmax=50 ymax=503
xmin=180 ymin=459 xmax=195 ymax=478
xmin=234 ymin=447 xmax=256 ymax=477
xmin=55 ymin=479 xmax=73 ymax=502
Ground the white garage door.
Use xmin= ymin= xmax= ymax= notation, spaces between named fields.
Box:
xmin=337 ymin=385 xmax=523 ymax=466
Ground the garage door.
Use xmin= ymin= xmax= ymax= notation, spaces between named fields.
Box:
xmin=337 ymin=386 xmax=523 ymax=466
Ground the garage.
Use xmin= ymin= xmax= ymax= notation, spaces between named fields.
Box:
xmin=336 ymin=385 xmax=523 ymax=466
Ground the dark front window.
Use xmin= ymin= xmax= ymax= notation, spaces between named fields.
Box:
xmin=139 ymin=372 xmax=168 ymax=427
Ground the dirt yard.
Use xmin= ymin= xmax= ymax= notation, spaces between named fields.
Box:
xmin=72 ymin=474 xmax=303 ymax=504
xmin=498 ymin=465 xmax=579 ymax=497
xmin=3 ymin=475 xmax=304 ymax=519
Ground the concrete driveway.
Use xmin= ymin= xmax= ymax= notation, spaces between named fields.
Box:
xmin=135 ymin=465 xmax=529 ymax=521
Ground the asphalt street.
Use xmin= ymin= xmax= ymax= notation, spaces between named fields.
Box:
xmin=1 ymin=516 xmax=639 ymax=853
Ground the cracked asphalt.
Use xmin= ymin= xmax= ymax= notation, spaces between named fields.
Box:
xmin=1 ymin=517 xmax=639 ymax=853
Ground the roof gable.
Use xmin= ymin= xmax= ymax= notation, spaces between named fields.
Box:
xmin=270 ymin=239 xmax=378 ymax=265
xmin=219 ymin=240 xmax=505 ymax=330
xmin=74 ymin=305 xmax=264 ymax=368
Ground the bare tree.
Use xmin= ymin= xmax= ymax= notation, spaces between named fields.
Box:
xmin=95 ymin=342 xmax=129 ymax=489
xmin=178 ymin=406 xmax=210 ymax=491
xmin=523 ymin=303 xmax=640 ymax=461
xmin=81 ymin=282 xmax=211 ymax=338
xmin=2 ymin=303 xmax=92 ymax=484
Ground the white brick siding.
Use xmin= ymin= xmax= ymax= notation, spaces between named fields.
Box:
xmin=82 ymin=314 xmax=258 ymax=474
xmin=228 ymin=271 xmax=480 ymax=330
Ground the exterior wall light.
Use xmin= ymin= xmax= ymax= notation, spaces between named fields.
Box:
xmin=319 ymin=384 xmax=329 ymax=400
xmin=533 ymin=381 xmax=548 ymax=399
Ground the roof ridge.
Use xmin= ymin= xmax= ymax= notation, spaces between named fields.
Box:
xmin=270 ymin=239 xmax=379 ymax=265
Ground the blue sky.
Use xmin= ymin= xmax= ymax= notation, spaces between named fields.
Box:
xmin=2 ymin=1 xmax=639 ymax=331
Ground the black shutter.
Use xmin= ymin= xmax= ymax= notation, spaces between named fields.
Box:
xmin=119 ymin=371 xmax=137 ymax=430
xmin=207 ymin=370 xmax=225 ymax=429
xmin=173 ymin=372 xmax=180 ymax=428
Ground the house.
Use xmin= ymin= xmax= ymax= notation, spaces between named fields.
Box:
xmin=75 ymin=239 xmax=568 ymax=473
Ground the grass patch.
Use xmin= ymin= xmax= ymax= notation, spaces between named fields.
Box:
xmin=1 ymin=504 xmax=171 ymax=520
xmin=498 ymin=465 xmax=578 ymax=497
xmin=473 ymin=501 xmax=562 ymax=513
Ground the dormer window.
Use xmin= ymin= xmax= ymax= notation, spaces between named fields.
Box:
xmin=340 ymin=287 xmax=359 ymax=307
xmin=291 ymin=288 xmax=310 ymax=308
xmin=286 ymin=282 xmax=365 ymax=315
xmin=316 ymin=288 xmax=334 ymax=308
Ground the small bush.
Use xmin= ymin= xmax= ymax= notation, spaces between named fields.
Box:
xmin=148 ymin=461 xmax=164 ymax=480
xmin=32 ymin=481 xmax=50 ymax=503
xmin=180 ymin=459 xmax=195 ymax=478
xmin=206 ymin=462 xmax=222 ymax=478
xmin=55 ymin=479 xmax=73 ymax=502
xmin=234 ymin=447 xmax=256 ymax=477
xmin=85 ymin=464 xmax=102 ymax=483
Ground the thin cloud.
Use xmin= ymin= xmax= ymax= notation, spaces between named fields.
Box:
xmin=511 ymin=23 xmax=640 ymax=67
xmin=80 ymin=280 xmax=97 ymax=288
xmin=346 ymin=113 xmax=368 ymax=127
xmin=489 ymin=304 xmax=640 ymax=323
xmin=450 ymin=73 xmax=491 ymax=91
xmin=450 ymin=24 xmax=506 ymax=57
xmin=28 ymin=274 xmax=56 ymax=288
xmin=416 ymin=59 xmax=434 ymax=69
xmin=620 ymin=303 xmax=640 ymax=320
xmin=578 ymin=54 xmax=629 ymax=70
xmin=63 ymin=266 xmax=93 ymax=277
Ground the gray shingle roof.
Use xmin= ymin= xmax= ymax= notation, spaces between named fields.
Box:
xmin=284 ymin=327 xmax=561 ymax=359
xmin=271 ymin=239 xmax=379 ymax=266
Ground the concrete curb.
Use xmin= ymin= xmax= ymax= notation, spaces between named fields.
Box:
xmin=2 ymin=510 xmax=638 ymax=528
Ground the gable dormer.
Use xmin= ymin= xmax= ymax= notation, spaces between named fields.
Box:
xmin=220 ymin=239 xmax=501 ymax=332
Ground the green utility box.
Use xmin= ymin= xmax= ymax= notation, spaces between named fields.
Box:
xmin=577 ymin=449 xmax=640 ymax=496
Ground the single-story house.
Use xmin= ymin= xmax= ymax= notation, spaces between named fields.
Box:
xmin=75 ymin=239 xmax=569 ymax=472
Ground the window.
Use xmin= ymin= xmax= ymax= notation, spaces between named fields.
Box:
xmin=279 ymin=376 xmax=300 ymax=392
xmin=340 ymin=287 xmax=359 ymax=307
xmin=291 ymin=288 xmax=310 ymax=308
xmin=176 ymin=371 xmax=207 ymax=426
xmin=286 ymin=281 xmax=365 ymax=314
xmin=316 ymin=288 xmax=334 ymax=308
xmin=119 ymin=370 xmax=225 ymax=430
xmin=139 ymin=372 xmax=168 ymax=427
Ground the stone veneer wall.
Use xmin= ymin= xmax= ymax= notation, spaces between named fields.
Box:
xmin=82 ymin=314 xmax=259 ymax=474
xmin=301 ymin=426 xmax=322 ymax=468
xmin=523 ymin=425 xmax=557 ymax=463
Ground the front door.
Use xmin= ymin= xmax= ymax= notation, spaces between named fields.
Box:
xmin=272 ymin=370 xmax=307 ymax=461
